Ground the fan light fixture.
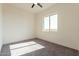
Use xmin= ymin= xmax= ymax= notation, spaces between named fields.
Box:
xmin=31 ymin=3 xmax=43 ymax=8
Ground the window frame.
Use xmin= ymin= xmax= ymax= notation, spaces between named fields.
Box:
xmin=42 ymin=14 xmax=58 ymax=32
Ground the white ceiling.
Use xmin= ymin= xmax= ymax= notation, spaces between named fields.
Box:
xmin=10 ymin=3 xmax=54 ymax=14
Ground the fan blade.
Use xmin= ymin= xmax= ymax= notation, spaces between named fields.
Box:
xmin=37 ymin=3 xmax=42 ymax=8
xmin=31 ymin=3 xmax=35 ymax=8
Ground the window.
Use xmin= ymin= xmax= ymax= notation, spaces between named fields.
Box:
xmin=43 ymin=14 xmax=58 ymax=32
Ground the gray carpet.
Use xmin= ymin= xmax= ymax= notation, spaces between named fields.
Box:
xmin=0 ymin=38 xmax=78 ymax=56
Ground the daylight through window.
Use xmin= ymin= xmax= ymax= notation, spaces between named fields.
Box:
xmin=43 ymin=14 xmax=58 ymax=32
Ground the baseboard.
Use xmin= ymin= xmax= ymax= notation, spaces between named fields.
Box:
xmin=3 ymin=38 xmax=36 ymax=46
xmin=36 ymin=37 xmax=78 ymax=52
xmin=3 ymin=37 xmax=79 ymax=52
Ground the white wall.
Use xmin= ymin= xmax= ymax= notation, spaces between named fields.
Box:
xmin=3 ymin=4 xmax=35 ymax=44
xmin=0 ymin=4 xmax=3 ymax=52
xmin=2 ymin=3 xmax=79 ymax=51
xmin=36 ymin=4 xmax=79 ymax=50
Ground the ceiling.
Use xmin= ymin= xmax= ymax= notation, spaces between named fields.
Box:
xmin=10 ymin=3 xmax=55 ymax=14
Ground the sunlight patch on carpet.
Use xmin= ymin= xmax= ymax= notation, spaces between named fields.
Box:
xmin=10 ymin=41 xmax=45 ymax=56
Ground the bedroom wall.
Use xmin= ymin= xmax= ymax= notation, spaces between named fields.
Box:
xmin=0 ymin=4 xmax=3 ymax=52
xmin=3 ymin=4 xmax=35 ymax=44
xmin=36 ymin=4 xmax=79 ymax=50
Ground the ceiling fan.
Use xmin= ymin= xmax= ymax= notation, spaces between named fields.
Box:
xmin=31 ymin=3 xmax=43 ymax=8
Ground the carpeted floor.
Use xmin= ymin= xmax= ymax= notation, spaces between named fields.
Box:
xmin=0 ymin=38 xmax=78 ymax=56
